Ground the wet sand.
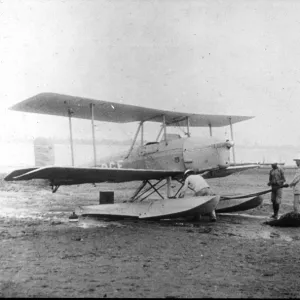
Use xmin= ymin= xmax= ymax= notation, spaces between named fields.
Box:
xmin=1 ymin=169 xmax=300 ymax=298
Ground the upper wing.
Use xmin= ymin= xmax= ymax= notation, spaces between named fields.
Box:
xmin=10 ymin=93 xmax=254 ymax=127
xmin=4 ymin=166 xmax=182 ymax=185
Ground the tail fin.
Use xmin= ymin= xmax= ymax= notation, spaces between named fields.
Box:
xmin=33 ymin=137 xmax=55 ymax=167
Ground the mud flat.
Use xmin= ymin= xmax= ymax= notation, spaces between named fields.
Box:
xmin=1 ymin=169 xmax=300 ymax=298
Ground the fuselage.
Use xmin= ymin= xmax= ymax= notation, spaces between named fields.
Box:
xmin=96 ymin=136 xmax=233 ymax=176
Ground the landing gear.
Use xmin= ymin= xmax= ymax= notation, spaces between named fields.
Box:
xmin=69 ymin=212 xmax=79 ymax=222
xmin=129 ymin=179 xmax=167 ymax=202
xmin=128 ymin=177 xmax=188 ymax=202
xmin=51 ymin=184 xmax=60 ymax=193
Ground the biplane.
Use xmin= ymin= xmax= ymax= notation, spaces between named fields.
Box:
xmin=4 ymin=93 xmax=261 ymax=220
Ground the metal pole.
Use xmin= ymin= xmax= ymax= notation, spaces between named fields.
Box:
xmin=90 ymin=103 xmax=97 ymax=167
xmin=209 ymin=124 xmax=212 ymax=137
xmin=229 ymin=117 xmax=236 ymax=163
xmin=125 ymin=122 xmax=142 ymax=158
xmin=186 ymin=117 xmax=190 ymax=137
xmin=163 ymin=115 xmax=167 ymax=145
xmin=68 ymin=108 xmax=75 ymax=166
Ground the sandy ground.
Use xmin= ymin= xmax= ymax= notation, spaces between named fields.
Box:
xmin=1 ymin=168 xmax=300 ymax=298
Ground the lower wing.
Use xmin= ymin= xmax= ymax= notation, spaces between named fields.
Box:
xmin=4 ymin=163 xmax=260 ymax=185
xmin=4 ymin=167 xmax=39 ymax=181
xmin=4 ymin=166 xmax=182 ymax=186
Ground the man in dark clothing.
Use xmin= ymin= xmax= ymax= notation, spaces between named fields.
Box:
xmin=268 ymin=163 xmax=286 ymax=219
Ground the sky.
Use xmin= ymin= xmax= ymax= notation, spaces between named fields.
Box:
xmin=1 ymin=0 xmax=300 ymax=164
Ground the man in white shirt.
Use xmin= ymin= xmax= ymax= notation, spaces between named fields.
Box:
xmin=289 ymin=156 xmax=300 ymax=213
xmin=179 ymin=169 xmax=217 ymax=222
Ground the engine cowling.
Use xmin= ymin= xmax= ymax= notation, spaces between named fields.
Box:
xmin=183 ymin=137 xmax=232 ymax=171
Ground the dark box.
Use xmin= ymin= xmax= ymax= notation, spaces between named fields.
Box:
xmin=99 ymin=191 xmax=114 ymax=204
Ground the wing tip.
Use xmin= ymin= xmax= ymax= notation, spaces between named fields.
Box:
xmin=10 ymin=92 xmax=58 ymax=111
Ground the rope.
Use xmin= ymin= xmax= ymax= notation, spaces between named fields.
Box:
xmin=220 ymin=184 xmax=289 ymax=200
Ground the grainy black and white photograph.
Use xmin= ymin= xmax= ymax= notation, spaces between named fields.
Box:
xmin=1 ymin=0 xmax=300 ymax=298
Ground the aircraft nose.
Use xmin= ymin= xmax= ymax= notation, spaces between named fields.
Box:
xmin=216 ymin=140 xmax=233 ymax=168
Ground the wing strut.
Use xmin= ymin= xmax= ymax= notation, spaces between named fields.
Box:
xmin=163 ymin=115 xmax=168 ymax=145
xmin=209 ymin=124 xmax=212 ymax=137
xmin=229 ymin=117 xmax=236 ymax=163
xmin=90 ymin=103 xmax=97 ymax=166
xmin=68 ymin=109 xmax=75 ymax=166
xmin=141 ymin=121 xmax=144 ymax=146
xmin=186 ymin=117 xmax=191 ymax=137
xmin=125 ymin=121 xmax=142 ymax=159
xmin=155 ymin=125 xmax=164 ymax=142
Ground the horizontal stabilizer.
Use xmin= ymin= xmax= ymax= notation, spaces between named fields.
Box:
xmin=201 ymin=164 xmax=260 ymax=179
xmin=226 ymin=164 xmax=260 ymax=172
xmin=10 ymin=93 xmax=254 ymax=127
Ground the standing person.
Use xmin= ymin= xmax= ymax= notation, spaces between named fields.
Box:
xmin=288 ymin=156 xmax=300 ymax=213
xmin=179 ymin=169 xmax=217 ymax=222
xmin=268 ymin=162 xmax=286 ymax=219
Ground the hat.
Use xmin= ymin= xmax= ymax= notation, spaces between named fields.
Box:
xmin=184 ymin=169 xmax=194 ymax=177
